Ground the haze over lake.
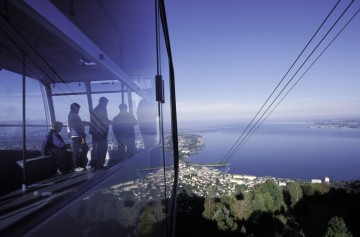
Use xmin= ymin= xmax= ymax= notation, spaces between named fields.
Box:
xmin=181 ymin=121 xmax=360 ymax=181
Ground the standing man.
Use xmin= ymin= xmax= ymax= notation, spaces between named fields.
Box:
xmin=113 ymin=103 xmax=137 ymax=158
xmin=89 ymin=97 xmax=111 ymax=169
xmin=137 ymin=99 xmax=157 ymax=150
xmin=68 ymin=102 xmax=89 ymax=170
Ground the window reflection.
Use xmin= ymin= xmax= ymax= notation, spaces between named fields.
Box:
xmin=0 ymin=0 xmax=177 ymax=236
xmin=0 ymin=70 xmax=48 ymax=151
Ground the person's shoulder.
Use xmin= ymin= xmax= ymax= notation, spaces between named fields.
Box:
xmin=124 ymin=113 xmax=133 ymax=118
xmin=93 ymin=104 xmax=102 ymax=112
xmin=113 ymin=114 xmax=120 ymax=120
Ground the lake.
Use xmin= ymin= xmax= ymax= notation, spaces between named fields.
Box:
xmin=183 ymin=122 xmax=360 ymax=181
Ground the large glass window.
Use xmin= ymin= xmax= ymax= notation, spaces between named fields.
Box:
xmin=0 ymin=1 xmax=178 ymax=237
xmin=0 ymin=69 xmax=48 ymax=151
xmin=0 ymin=70 xmax=22 ymax=123
xmin=52 ymin=94 xmax=90 ymax=127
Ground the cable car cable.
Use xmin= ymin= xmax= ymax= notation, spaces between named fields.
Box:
xmin=237 ymin=5 xmax=360 ymax=155
xmin=221 ymin=0 xmax=355 ymax=163
xmin=220 ymin=0 xmax=342 ymax=163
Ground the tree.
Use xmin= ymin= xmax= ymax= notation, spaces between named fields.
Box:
xmin=250 ymin=180 xmax=286 ymax=213
xmin=202 ymin=196 xmax=216 ymax=220
xmin=285 ymin=182 xmax=303 ymax=208
xmin=240 ymin=224 xmax=247 ymax=234
xmin=219 ymin=195 xmax=244 ymax=221
xmin=257 ymin=180 xmax=286 ymax=212
xmin=263 ymin=192 xmax=276 ymax=212
xmin=151 ymin=200 xmax=165 ymax=222
xmin=251 ymin=191 xmax=266 ymax=212
xmin=324 ymin=216 xmax=353 ymax=237
xmin=234 ymin=184 xmax=248 ymax=199
xmin=313 ymin=183 xmax=330 ymax=195
xmin=301 ymin=183 xmax=330 ymax=197
xmin=301 ymin=183 xmax=314 ymax=196
xmin=212 ymin=206 xmax=238 ymax=232
xmin=238 ymin=197 xmax=252 ymax=220
xmin=138 ymin=206 xmax=155 ymax=237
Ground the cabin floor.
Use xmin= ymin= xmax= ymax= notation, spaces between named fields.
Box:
xmin=0 ymin=167 xmax=101 ymax=232
xmin=0 ymin=148 xmax=147 ymax=234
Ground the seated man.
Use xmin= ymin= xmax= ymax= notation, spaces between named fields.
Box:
xmin=41 ymin=121 xmax=73 ymax=173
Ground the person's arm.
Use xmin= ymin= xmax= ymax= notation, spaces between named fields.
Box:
xmin=112 ymin=116 xmax=119 ymax=135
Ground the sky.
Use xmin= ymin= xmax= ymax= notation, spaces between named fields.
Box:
xmin=165 ymin=0 xmax=360 ymax=122
xmin=0 ymin=0 xmax=359 ymax=124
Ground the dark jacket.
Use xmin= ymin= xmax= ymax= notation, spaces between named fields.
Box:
xmin=41 ymin=129 xmax=66 ymax=155
xmin=68 ymin=110 xmax=86 ymax=138
xmin=89 ymin=104 xmax=110 ymax=138
xmin=112 ymin=112 xmax=137 ymax=140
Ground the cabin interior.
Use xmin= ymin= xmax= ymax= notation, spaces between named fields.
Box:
xmin=0 ymin=0 xmax=178 ymax=236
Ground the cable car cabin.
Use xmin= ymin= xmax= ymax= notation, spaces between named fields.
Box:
xmin=0 ymin=1 xmax=178 ymax=236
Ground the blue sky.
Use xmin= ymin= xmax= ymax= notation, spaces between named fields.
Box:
xmin=166 ymin=0 xmax=360 ymax=122
xmin=1 ymin=1 xmax=359 ymax=124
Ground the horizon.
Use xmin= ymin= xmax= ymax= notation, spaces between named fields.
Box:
xmin=1 ymin=1 xmax=360 ymax=124
xmin=1 ymin=113 xmax=360 ymax=127
xmin=166 ymin=0 xmax=360 ymax=123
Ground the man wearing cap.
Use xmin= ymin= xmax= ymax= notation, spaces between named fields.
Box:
xmin=89 ymin=97 xmax=111 ymax=169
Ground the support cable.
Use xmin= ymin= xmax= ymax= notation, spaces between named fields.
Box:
xmin=238 ymin=5 xmax=360 ymax=154
xmin=220 ymin=0 xmax=341 ymax=163
xmin=221 ymin=0 xmax=355 ymax=164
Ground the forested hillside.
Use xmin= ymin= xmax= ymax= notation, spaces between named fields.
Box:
xmin=176 ymin=180 xmax=360 ymax=236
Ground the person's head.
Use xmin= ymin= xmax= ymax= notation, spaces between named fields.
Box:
xmin=53 ymin=121 xmax=63 ymax=132
xmin=70 ymin=103 xmax=81 ymax=113
xmin=99 ymin=97 xmax=108 ymax=105
xmin=119 ymin=103 xmax=127 ymax=112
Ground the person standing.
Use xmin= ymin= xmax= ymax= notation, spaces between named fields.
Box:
xmin=89 ymin=97 xmax=111 ymax=169
xmin=68 ymin=102 xmax=89 ymax=170
xmin=137 ymin=99 xmax=157 ymax=150
xmin=112 ymin=103 xmax=137 ymax=157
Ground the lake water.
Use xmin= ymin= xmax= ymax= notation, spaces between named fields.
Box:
xmin=183 ymin=122 xmax=360 ymax=181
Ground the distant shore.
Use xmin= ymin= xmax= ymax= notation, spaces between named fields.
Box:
xmin=307 ymin=119 xmax=360 ymax=129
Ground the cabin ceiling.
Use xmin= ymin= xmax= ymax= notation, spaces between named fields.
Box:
xmin=0 ymin=0 xmax=156 ymax=94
